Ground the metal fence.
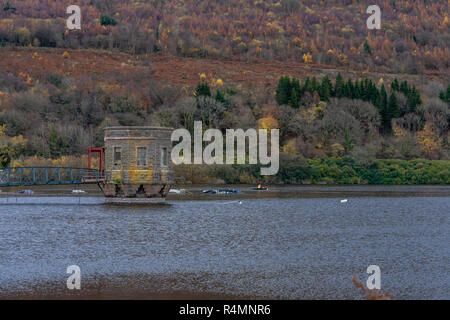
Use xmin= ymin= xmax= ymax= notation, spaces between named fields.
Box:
xmin=0 ymin=167 xmax=104 ymax=187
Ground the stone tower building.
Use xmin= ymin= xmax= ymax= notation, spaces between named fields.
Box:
xmin=100 ymin=126 xmax=174 ymax=203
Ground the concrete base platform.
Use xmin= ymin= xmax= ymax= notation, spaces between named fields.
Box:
xmin=104 ymin=197 xmax=166 ymax=204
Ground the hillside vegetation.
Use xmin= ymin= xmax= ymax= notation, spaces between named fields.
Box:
xmin=0 ymin=0 xmax=449 ymax=75
xmin=0 ymin=1 xmax=449 ymax=184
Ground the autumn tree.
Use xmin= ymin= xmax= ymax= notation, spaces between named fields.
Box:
xmin=417 ymin=123 xmax=442 ymax=158
xmin=0 ymin=124 xmax=11 ymax=168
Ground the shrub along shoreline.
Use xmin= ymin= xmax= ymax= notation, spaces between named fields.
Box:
xmin=174 ymin=157 xmax=450 ymax=185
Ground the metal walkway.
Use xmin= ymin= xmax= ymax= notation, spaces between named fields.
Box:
xmin=0 ymin=167 xmax=104 ymax=187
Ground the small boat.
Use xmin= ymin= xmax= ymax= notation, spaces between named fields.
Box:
xmin=72 ymin=189 xmax=86 ymax=194
xmin=252 ymin=184 xmax=268 ymax=191
xmin=18 ymin=189 xmax=34 ymax=195
xmin=169 ymin=188 xmax=186 ymax=194
xmin=203 ymin=189 xmax=239 ymax=195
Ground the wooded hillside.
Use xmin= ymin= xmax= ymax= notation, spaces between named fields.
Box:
xmin=1 ymin=0 xmax=449 ymax=75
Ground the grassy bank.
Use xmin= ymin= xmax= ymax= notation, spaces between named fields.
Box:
xmin=175 ymin=157 xmax=450 ymax=185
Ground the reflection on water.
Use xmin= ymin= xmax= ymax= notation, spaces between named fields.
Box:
xmin=0 ymin=186 xmax=449 ymax=299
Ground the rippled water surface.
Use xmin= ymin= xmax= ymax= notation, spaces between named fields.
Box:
xmin=0 ymin=186 xmax=449 ymax=299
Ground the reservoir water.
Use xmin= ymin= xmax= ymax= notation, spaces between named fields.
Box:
xmin=0 ymin=186 xmax=449 ymax=299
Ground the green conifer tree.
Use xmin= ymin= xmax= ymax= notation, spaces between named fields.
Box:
xmin=441 ymin=84 xmax=450 ymax=103
xmin=407 ymin=87 xmax=421 ymax=113
xmin=291 ymin=77 xmax=301 ymax=95
xmin=290 ymin=87 xmax=299 ymax=108
xmin=335 ymin=73 xmax=344 ymax=98
xmin=346 ymin=79 xmax=354 ymax=98
xmin=379 ymin=85 xmax=391 ymax=133
xmin=215 ymin=90 xmax=226 ymax=103
xmin=303 ymin=77 xmax=312 ymax=93
xmin=353 ymin=79 xmax=361 ymax=100
xmin=369 ymin=81 xmax=379 ymax=106
xmin=399 ymin=80 xmax=409 ymax=95
xmin=388 ymin=92 xmax=400 ymax=118
xmin=195 ymin=81 xmax=212 ymax=97
xmin=275 ymin=76 xmax=292 ymax=105
xmin=320 ymin=76 xmax=333 ymax=102
xmin=391 ymin=79 xmax=400 ymax=91
xmin=364 ymin=40 xmax=372 ymax=55
xmin=291 ymin=77 xmax=302 ymax=106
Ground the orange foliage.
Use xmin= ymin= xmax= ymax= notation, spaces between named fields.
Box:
xmin=0 ymin=0 xmax=447 ymax=73
xmin=258 ymin=116 xmax=279 ymax=130
xmin=417 ymin=123 xmax=442 ymax=157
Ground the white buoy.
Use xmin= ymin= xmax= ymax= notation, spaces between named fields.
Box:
xmin=341 ymin=199 xmax=348 ymax=203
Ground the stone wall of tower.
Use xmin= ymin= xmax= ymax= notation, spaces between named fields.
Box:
xmin=100 ymin=126 xmax=174 ymax=201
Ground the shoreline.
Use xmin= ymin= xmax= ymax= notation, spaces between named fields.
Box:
xmin=0 ymin=274 xmax=266 ymax=300
xmin=0 ymin=185 xmax=449 ymax=200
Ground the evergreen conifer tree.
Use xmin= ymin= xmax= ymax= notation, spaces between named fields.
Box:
xmin=388 ymin=92 xmax=400 ymax=118
xmin=275 ymin=76 xmax=292 ymax=105
xmin=346 ymin=79 xmax=354 ymax=98
xmin=195 ymin=81 xmax=212 ymax=97
xmin=335 ymin=73 xmax=344 ymax=98
xmin=379 ymin=85 xmax=391 ymax=133
xmin=364 ymin=40 xmax=372 ymax=55
xmin=320 ymin=76 xmax=333 ymax=101
xmin=391 ymin=79 xmax=400 ymax=91
xmin=290 ymin=87 xmax=299 ymax=108
xmin=303 ymin=77 xmax=312 ymax=93
xmin=215 ymin=90 xmax=226 ymax=103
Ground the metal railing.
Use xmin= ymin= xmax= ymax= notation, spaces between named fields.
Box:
xmin=0 ymin=167 xmax=104 ymax=187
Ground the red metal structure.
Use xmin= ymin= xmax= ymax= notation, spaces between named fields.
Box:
xmin=88 ymin=147 xmax=105 ymax=174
